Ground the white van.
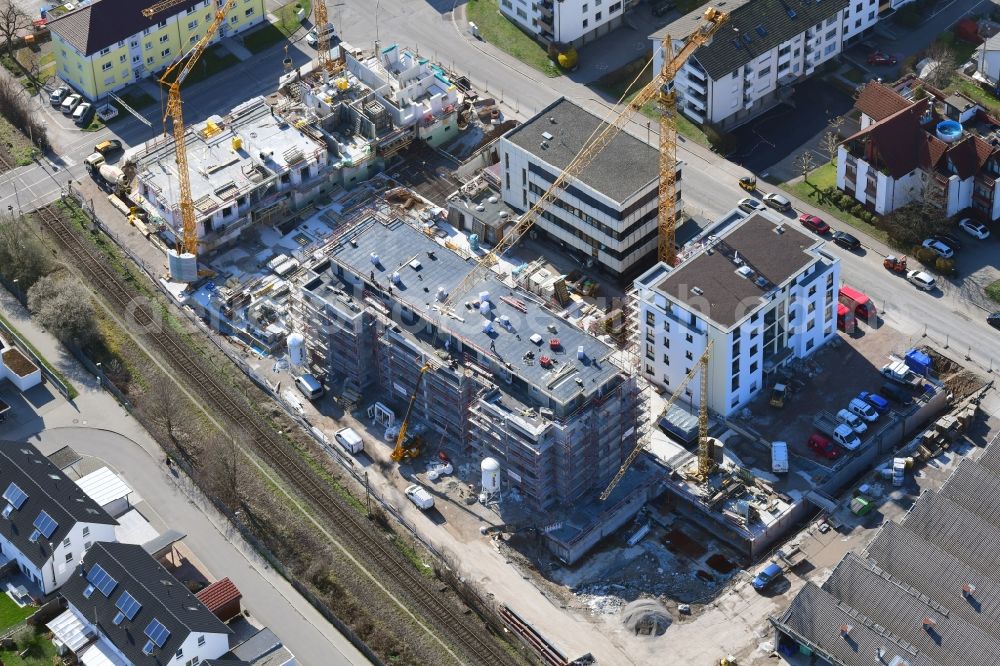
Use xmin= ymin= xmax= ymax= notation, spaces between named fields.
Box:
xmin=294 ymin=373 xmax=324 ymax=400
xmin=334 ymin=427 xmax=363 ymax=454
xmin=771 ymin=441 xmax=788 ymax=474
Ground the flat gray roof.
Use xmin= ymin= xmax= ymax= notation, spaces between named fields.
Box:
xmin=654 ymin=213 xmax=820 ymax=329
xmin=314 ymin=219 xmax=621 ymax=405
xmin=502 ymin=97 xmax=658 ymax=204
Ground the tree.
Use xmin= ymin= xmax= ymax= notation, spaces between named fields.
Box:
xmin=0 ymin=214 xmax=51 ymax=289
xmin=923 ymin=43 xmax=958 ymax=88
xmin=820 ymin=131 xmax=841 ymax=166
xmin=144 ymin=373 xmax=188 ymax=444
xmin=795 ymin=150 xmax=816 ymax=183
xmin=0 ymin=0 xmax=28 ymax=57
xmin=26 ymin=274 xmax=98 ymax=349
xmin=199 ymin=428 xmax=252 ymax=510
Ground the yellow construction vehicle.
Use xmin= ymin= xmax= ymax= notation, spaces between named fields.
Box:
xmin=442 ymin=7 xmax=728 ymax=309
xmin=601 ymin=341 xmax=714 ymax=500
xmin=391 ymin=363 xmax=431 ymax=462
xmin=144 ymin=0 xmax=237 ymax=273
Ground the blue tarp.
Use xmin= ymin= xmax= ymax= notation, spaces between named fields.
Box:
xmin=905 ymin=348 xmax=932 ymax=375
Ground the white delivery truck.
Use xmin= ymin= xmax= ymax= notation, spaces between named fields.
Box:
xmin=771 ymin=441 xmax=789 ymax=474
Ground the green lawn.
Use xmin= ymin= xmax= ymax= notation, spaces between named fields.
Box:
xmin=0 ymin=628 xmax=57 ymax=666
xmin=466 ymin=0 xmax=560 ymax=77
xmin=987 ymin=279 xmax=1000 ymax=305
xmin=0 ymin=594 xmax=34 ymax=632
xmin=948 ymin=78 xmax=1000 ymax=116
xmin=593 ymin=55 xmax=652 ymax=104
xmin=782 ymin=162 xmax=889 ymax=243
xmin=243 ymin=0 xmax=310 ymax=53
xmin=0 ymin=116 xmax=40 ymax=165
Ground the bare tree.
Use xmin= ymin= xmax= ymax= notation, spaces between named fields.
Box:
xmin=820 ymin=131 xmax=841 ymax=165
xmin=0 ymin=0 xmax=28 ymax=57
xmin=26 ymin=274 xmax=98 ymax=348
xmin=199 ymin=428 xmax=252 ymax=509
xmin=0 ymin=214 xmax=51 ymax=289
xmin=923 ymin=43 xmax=958 ymax=89
xmin=144 ymin=373 xmax=189 ymax=444
xmin=795 ymin=150 xmax=816 ymax=183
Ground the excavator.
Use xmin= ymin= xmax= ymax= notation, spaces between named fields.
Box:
xmin=391 ymin=363 xmax=431 ymax=462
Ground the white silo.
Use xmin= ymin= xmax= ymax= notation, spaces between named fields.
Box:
xmin=287 ymin=332 xmax=306 ymax=367
xmin=481 ymin=457 xmax=501 ymax=493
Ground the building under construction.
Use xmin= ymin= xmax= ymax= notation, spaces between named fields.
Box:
xmin=290 ymin=215 xmax=647 ymax=515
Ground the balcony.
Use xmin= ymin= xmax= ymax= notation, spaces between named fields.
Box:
xmin=684 ymin=76 xmax=706 ymax=96
xmin=539 ymin=0 xmax=553 ymax=17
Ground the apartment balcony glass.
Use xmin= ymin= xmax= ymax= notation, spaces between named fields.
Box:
xmin=684 ymin=75 xmax=706 ymax=96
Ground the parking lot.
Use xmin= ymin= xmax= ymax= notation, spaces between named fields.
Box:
xmin=733 ymin=320 xmax=911 ymax=462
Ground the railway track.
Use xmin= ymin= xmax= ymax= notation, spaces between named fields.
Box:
xmin=38 ymin=204 xmax=517 ymax=666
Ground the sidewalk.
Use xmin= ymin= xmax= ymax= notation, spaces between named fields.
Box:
xmin=0 ymin=289 xmax=371 ymax=666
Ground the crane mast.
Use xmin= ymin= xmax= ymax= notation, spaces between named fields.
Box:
xmin=313 ymin=0 xmax=343 ymax=76
xmin=392 ymin=363 xmax=432 ymax=462
xmin=145 ymin=0 xmax=237 ymax=261
xmin=441 ymin=7 xmax=728 ymax=308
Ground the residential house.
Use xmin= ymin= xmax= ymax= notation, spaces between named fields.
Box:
xmin=0 ymin=442 xmax=118 ymax=595
xmin=977 ymin=33 xmax=1000 ymax=86
xmin=498 ymin=97 xmax=676 ymax=277
xmin=499 ymin=0 xmax=637 ymax=47
xmin=837 ymin=81 xmax=1000 ymax=219
xmin=633 ymin=212 xmax=840 ymax=417
xmin=651 ymin=0 xmax=878 ymax=129
xmin=48 ymin=0 xmax=265 ymax=102
xmin=52 ymin=542 xmax=232 ymax=666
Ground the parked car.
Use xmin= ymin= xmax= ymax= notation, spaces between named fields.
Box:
xmin=94 ymin=139 xmax=122 ymax=155
xmin=763 ymin=192 xmax=792 ymax=212
xmin=808 ymin=434 xmax=840 ymax=460
xmin=836 ymin=408 xmax=868 ymax=434
xmin=922 ymin=238 xmax=954 ymax=259
xmin=652 ymin=0 xmax=675 ymax=16
xmin=798 ymin=213 xmax=830 ymax=234
xmin=334 ymin=427 xmax=363 ymax=454
xmin=879 ymin=382 xmax=912 ymax=405
xmin=930 ymin=232 xmax=962 ymax=251
xmin=49 ymin=85 xmax=69 ymax=106
xmin=306 ymin=22 xmax=335 ymax=47
xmin=867 ymin=50 xmax=897 ymax=65
xmin=958 ymin=218 xmax=990 ymax=239
xmin=72 ymin=101 xmax=93 ymax=125
xmin=738 ymin=197 xmax=766 ymax=213
xmin=293 ymin=373 xmax=324 ymax=400
xmin=848 ymin=398 xmax=879 ymax=422
xmin=989 ymin=312 xmax=1000 ymax=330
xmin=858 ymin=391 xmax=890 ymax=413
xmin=906 ymin=269 xmax=936 ymax=291
xmin=832 ymin=230 xmax=861 ymax=250
xmin=404 ymin=484 xmax=434 ymax=510
xmin=60 ymin=93 xmax=82 ymax=114
xmin=752 ymin=562 xmax=783 ymax=592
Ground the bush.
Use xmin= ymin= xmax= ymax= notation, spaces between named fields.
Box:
xmin=935 ymin=257 xmax=956 ymax=275
xmin=914 ymin=247 xmax=938 ymax=265
xmin=0 ymin=215 xmax=50 ymax=289
xmin=26 ymin=274 xmax=98 ymax=349
xmin=0 ymin=76 xmax=48 ymax=152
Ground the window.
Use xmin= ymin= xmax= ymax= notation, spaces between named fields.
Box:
xmin=663 ymin=338 xmax=669 ymax=349
xmin=230 ymin=15 xmax=239 ymax=22
xmin=582 ymin=18 xmax=588 ymax=27
xmin=662 ymin=354 xmax=669 ymax=365
xmin=807 ymin=285 xmax=817 ymax=297
xmin=662 ymin=321 xmax=670 ymax=333
xmin=749 ymin=361 xmax=758 ymax=373
xmin=685 ymin=350 xmax=693 ymax=360
xmin=130 ymin=39 xmax=138 ymax=47
xmin=758 ymin=66 xmax=771 ymax=78
xmin=595 ymin=11 xmax=602 ymax=20
xmin=868 ymin=10 xmax=875 ymax=19
xmin=582 ymin=3 xmax=588 ymax=10
xmin=158 ymin=19 xmax=168 ymax=27
xmin=731 ymin=376 xmax=739 ymax=391
xmin=147 ymin=56 xmax=155 ymax=64
xmin=133 ymin=54 xmax=142 ymax=63
xmin=646 ymin=312 xmax=655 ymax=325
xmin=176 ymin=649 xmax=184 ymax=659
xmin=160 ymin=34 xmax=170 ymax=43
xmin=99 ymin=47 xmax=111 ymax=56
xmin=188 ymin=19 xmax=199 ymax=29
xmin=685 ymin=333 xmax=693 ymax=343
xmin=65 ymin=552 xmax=73 ymax=563
xmin=84 ymin=541 xmax=93 ymax=550
xmin=187 ymin=659 xmax=200 ymax=666
xmin=161 ymin=48 xmax=171 ymax=57
xmin=245 ymin=7 xmax=255 ymax=15
xmin=197 ymin=636 xmax=206 ymax=647
xmin=516 ymin=7 xmax=527 ymax=18
xmin=645 ymin=364 xmax=654 ymax=375
xmin=505 ymin=173 xmax=510 ymax=190
xmin=102 ymin=62 xmax=113 ymax=71
xmin=750 ymin=344 xmax=758 ymax=356
xmin=62 ymin=537 xmax=71 ymax=548
xmin=145 ymin=41 xmax=153 ymax=49
xmin=610 ymin=1 xmax=621 ymax=10
xmin=118 ymin=54 xmax=126 ymax=63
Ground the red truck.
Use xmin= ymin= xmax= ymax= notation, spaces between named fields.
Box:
xmin=839 ymin=285 xmax=876 ymax=320
xmin=837 ymin=302 xmax=855 ymax=333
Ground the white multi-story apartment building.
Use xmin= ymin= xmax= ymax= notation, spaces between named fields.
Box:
xmin=652 ymin=0 xmax=878 ymax=129
xmin=499 ymin=0 xmax=637 ymax=46
xmin=634 ymin=212 xmax=840 ymax=416
xmin=498 ymin=97 xmax=679 ymax=277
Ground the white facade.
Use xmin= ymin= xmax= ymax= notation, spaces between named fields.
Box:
xmin=498 ymin=133 xmax=676 ymax=276
xmin=977 ymin=37 xmax=1000 ymax=85
xmin=653 ymin=0 xmax=877 ymax=128
xmin=499 ymin=0 xmax=635 ymax=46
xmin=0 ymin=520 xmax=117 ymax=594
xmin=634 ymin=216 xmax=840 ymax=417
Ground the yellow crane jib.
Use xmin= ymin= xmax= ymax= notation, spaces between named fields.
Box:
xmin=392 ymin=363 xmax=432 ymax=462
xmin=441 ymin=6 xmax=728 ymax=309
xmin=146 ymin=0 xmax=237 ymax=258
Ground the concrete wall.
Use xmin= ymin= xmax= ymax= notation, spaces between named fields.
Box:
xmin=0 ymin=348 xmax=42 ymax=392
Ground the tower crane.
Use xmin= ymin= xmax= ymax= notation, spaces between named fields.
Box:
xmin=442 ymin=7 xmax=728 ymax=309
xmin=312 ymin=0 xmax=343 ymax=77
xmin=143 ymin=0 xmax=237 ymax=275
xmin=391 ymin=363 xmax=432 ymax=462
xmin=600 ymin=340 xmax=714 ymax=500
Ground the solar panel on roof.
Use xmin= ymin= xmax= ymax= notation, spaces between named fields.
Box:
xmin=86 ymin=563 xmax=118 ymax=597
xmin=113 ymin=590 xmax=141 ymax=625
xmin=144 ymin=618 xmax=170 ymax=649
xmin=756 ymin=25 xmax=767 ymax=36
xmin=32 ymin=510 xmax=58 ymax=539
xmin=3 ymin=483 xmax=27 ymax=510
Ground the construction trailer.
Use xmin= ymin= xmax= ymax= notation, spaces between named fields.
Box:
xmin=290 ymin=215 xmax=646 ymax=514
